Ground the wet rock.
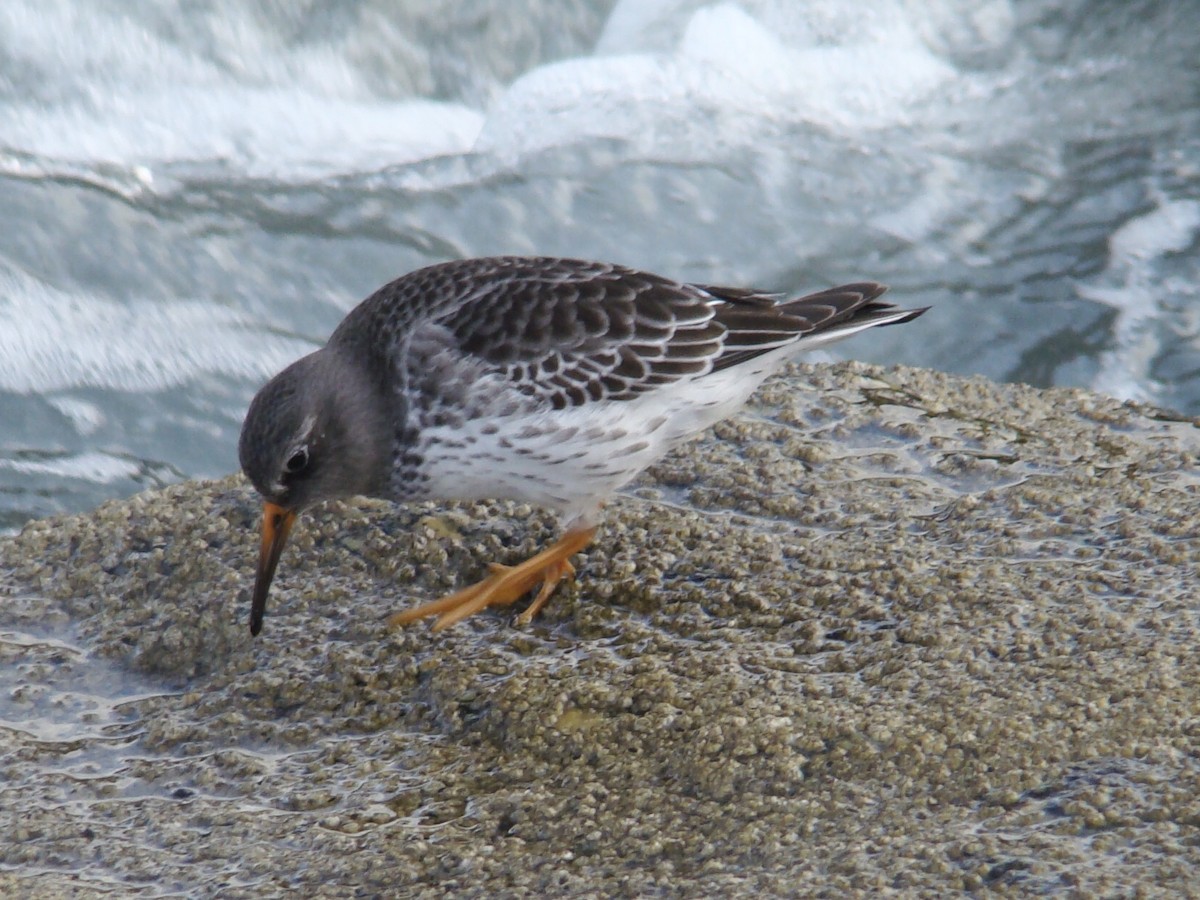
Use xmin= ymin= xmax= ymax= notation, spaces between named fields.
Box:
xmin=2 ymin=362 xmax=1198 ymax=896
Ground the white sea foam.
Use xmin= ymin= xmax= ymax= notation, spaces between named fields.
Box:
xmin=0 ymin=265 xmax=312 ymax=392
xmin=1081 ymin=198 xmax=1200 ymax=404
xmin=44 ymin=397 xmax=106 ymax=436
xmin=0 ymin=451 xmax=142 ymax=484
xmin=475 ymin=2 xmax=957 ymax=164
xmin=0 ymin=1 xmax=483 ymax=177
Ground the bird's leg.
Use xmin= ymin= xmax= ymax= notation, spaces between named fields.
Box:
xmin=386 ymin=525 xmax=597 ymax=631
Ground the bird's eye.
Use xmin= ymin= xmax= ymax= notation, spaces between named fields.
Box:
xmin=284 ymin=447 xmax=309 ymax=475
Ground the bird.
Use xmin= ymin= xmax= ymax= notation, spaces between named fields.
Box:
xmin=238 ymin=256 xmax=927 ymax=636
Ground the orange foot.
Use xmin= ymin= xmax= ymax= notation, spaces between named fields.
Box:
xmin=386 ymin=526 xmax=597 ymax=631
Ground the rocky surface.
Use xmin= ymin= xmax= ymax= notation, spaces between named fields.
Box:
xmin=2 ymin=361 xmax=1198 ymax=897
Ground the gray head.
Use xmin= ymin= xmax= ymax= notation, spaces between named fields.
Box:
xmin=238 ymin=347 xmax=391 ymax=635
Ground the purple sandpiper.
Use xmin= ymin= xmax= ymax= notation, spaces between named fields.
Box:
xmin=238 ymin=256 xmax=927 ymax=634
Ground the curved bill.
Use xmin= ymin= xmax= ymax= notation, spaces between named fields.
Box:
xmin=250 ymin=502 xmax=297 ymax=636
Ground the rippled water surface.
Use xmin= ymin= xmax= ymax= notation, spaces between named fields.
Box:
xmin=2 ymin=0 xmax=1198 ymax=529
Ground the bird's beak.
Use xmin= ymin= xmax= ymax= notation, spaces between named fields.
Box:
xmin=250 ymin=501 xmax=297 ymax=636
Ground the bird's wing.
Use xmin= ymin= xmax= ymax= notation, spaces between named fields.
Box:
xmin=427 ymin=258 xmax=735 ymax=409
xmin=357 ymin=257 xmax=905 ymax=411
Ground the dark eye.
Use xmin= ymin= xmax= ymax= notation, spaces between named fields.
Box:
xmin=284 ymin=447 xmax=309 ymax=475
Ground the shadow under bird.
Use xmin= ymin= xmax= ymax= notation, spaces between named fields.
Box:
xmin=238 ymin=256 xmax=928 ymax=635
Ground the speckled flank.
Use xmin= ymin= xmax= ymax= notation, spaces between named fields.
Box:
xmin=412 ymin=355 xmax=790 ymax=523
xmin=2 ymin=362 xmax=1199 ymax=897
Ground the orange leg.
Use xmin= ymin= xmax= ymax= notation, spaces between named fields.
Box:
xmin=386 ymin=526 xmax=597 ymax=631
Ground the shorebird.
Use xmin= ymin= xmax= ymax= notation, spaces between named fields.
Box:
xmin=238 ymin=256 xmax=926 ymax=634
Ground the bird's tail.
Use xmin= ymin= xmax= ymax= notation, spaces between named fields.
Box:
xmin=706 ymin=281 xmax=929 ymax=370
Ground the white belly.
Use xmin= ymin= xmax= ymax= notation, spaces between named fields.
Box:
xmin=413 ymin=352 xmax=784 ymax=524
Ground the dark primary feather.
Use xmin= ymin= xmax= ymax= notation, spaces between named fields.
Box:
xmin=706 ymin=281 xmax=904 ymax=370
xmin=329 ymin=257 xmax=920 ymax=412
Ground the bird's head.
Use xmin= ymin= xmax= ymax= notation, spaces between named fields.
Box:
xmin=238 ymin=348 xmax=390 ymax=636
